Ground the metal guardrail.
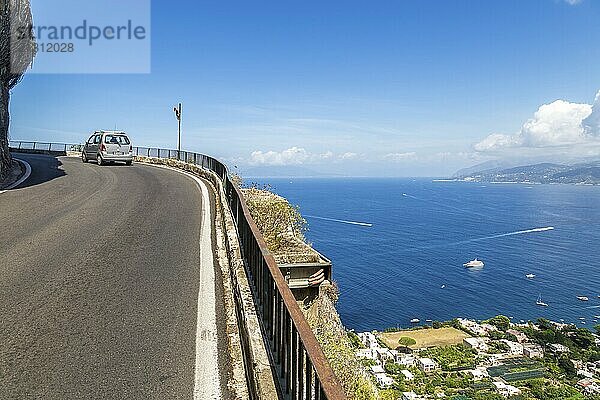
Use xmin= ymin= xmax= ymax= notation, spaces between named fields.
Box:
xmin=9 ymin=140 xmax=83 ymax=153
xmin=9 ymin=140 xmax=347 ymax=400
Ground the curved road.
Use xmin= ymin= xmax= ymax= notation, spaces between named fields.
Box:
xmin=0 ymin=154 xmax=230 ymax=399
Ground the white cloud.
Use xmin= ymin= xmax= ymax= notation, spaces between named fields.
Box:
xmin=250 ymin=147 xmax=309 ymax=166
xmin=383 ymin=152 xmax=418 ymax=162
xmin=563 ymin=0 xmax=583 ymax=5
xmin=475 ymin=92 xmax=599 ymax=153
xmin=248 ymin=147 xmax=353 ymax=166
xmin=340 ymin=152 xmax=358 ymax=160
xmin=583 ymin=91 xmax=600 ymax=137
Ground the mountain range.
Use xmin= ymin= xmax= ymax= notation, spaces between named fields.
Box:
xmin=454 ymin=161 xmax=600 ymax=185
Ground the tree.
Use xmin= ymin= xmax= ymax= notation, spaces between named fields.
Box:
xmin=487 ymin=315 xmax=511 ymax=331
xmin=0 ymin=0 xmax=36 ymax=180
xmin=398 ymin=336 xmax=417 ymax=347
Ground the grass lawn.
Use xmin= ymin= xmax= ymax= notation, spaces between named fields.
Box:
xmin=379 ymin=327 xmax=470 ymax=349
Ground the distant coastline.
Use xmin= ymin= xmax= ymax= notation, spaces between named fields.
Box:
xmin=451 ymin=161 xmax=600 ymax=185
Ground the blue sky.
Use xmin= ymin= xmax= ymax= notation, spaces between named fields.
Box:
xmin=10 ymin=0 xmax=600 ymax=176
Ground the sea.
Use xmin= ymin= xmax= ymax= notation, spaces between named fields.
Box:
xmin=252 ymin=178 xmax=600 ymax=332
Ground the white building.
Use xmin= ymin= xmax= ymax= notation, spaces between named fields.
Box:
xmin=355 ymin=348 xmax=377 ymax=360
xmin=500 ymin=339 xmax=524 ymax=355
xmin=371 ymin=365 xmax=385 ymax=374
xmin=549 ymin=343 xmax=570 ymax=354
xmin=402 ymin=392 xmax=423 ymax=400
xmin=374 ymin=373 xmax=394 ymax=387
xmin=578 ymin=369 xmax=594 ymax=379
xmin=375 ymin=348 xmax=394 ymax=363
xmin=396 ymin=354 xmax=416 ymax=367
xmin=493 ymin=382 xmax=522 ymax=397
xmin=463 ymin=367 xmax=489 ymax=380
xmin=457 ymin=318 xmax=488 ymax=336
xmin=417 ymin=357 xmax=439 ymax=372
xmin=401 ymin=369 xmax=414 ymax=381
xmin=463 ymin=337 xmax=489 ymax=353
xmin=507 ymin=329 xmax=528 ymax=343
xmin=358 ymin=332 xmax=379 ymax=349
xmin=523 ymin=343 xmax=543 ymax=359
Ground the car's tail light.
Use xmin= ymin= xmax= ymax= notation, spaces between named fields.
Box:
xmin=100 ymin=143 xmax=106 ymax=151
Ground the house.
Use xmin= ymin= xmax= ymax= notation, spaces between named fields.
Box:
xmin=523 ymin=343 xmax=544 ymax=359
xmin=578 ymin=369 xmax=594 ymax=379
xmin=401 ymin=369 xmax=414 ymax=381
xmin=463 ymin=367 xmax=489 ymax=380
xmin=355 ymin=348 xmax=377 ymax=360
xmin=374 ymin=373 xmax=394 ymax=387
xmin=358 ymin=332 xmax=379 ymax=349
xmin=371 ymin=365 xmax=385 ymax=374
xmin=493 ymin=382 xmax=522 ymax=397
xmin=457 ymin=318 xmax=488 ymax=336
xmin=507 ymin=329 xmax=528 ymax=343
xmin=500 ymin=339 xmax=523 ymax=355
xmin=396 ymin=354 xmax=416 ymax=367
xmin=578 ymin=379 xmax=600 ymax=396
xmin=549 ymin=343 xmax=570 ymax=354
xmin=375 ymin=348 xmax=394 ymax=363
xmin=417 ymin=357 xmax=439 ymax=372
xmin=463 ymin=337 xmax=489 ymax=353
xmin=402 ymin=392 xmax=423 ymax=400
xmin=481 ymin=323 xmax=498 ymax=334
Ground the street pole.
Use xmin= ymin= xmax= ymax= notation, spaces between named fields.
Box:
xmin=174 ymin=103 xmax=182 ymax=157
xmin=177 ymin=103 xmax=182 ymax=155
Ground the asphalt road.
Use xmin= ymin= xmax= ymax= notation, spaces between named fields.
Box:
xmin=0 ymin=154 xmax=229 ymax=399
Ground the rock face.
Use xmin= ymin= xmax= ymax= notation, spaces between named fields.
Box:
xmin=0 ymin=0 xmax=36 ymax=180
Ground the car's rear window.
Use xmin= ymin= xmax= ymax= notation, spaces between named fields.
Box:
xmin=104 ymin=135 xmax=130 ymax=145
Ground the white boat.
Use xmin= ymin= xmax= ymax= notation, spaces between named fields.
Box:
xmin=577 ymin=296 xmax=589 ymax=301
xmin=526 ymin=274 xmax=536 ymax=279
xmin=536 ymin=294 xmax=549 ymax=307
xmin=410 ymin=318 xmax=420 ymax=324
xmin=463 ymin=258 xmax=484 ymax=268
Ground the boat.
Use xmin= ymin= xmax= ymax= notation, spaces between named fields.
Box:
xmin=463 ymin=258 xmax=484 ymax=268
xmin=577 ymin=296 xmax=589 ymax=301
xmin=410 ymin=318 xmax=420 ymax=324
xmin=526 ymin=274 xmax=536 ymax=279
xmin=536 ymin=294 xmax=549 ymax=307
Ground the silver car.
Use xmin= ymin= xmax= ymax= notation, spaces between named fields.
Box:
xmin=82 ymin=131 xmax=133 ymax=165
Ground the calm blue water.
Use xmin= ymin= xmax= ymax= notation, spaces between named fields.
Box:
xmin=255 ymin=178 xmax=600 ymax=332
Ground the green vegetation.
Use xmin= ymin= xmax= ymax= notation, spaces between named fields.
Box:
xmin=485 ymin=315 xmax=511 ymax=331
xmin=243 ymin=188 xmax=308 ymax=252
xmin=398 ymin=336 xmax=417 ymax=347
xmin=420 ymin=345 xmax=477 ymax=370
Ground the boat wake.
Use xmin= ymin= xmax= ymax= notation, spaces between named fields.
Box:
xmin=404 ymin=227 xmax=555 ymax=251
xmin=480 ymin=227 xmax=555 ymax=240
xmin=304 ymin=215 xmax=373 ymax=227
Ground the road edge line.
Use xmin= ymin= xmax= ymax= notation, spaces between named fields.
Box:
xmin=1 ymin=158 xmax=32 ymax=192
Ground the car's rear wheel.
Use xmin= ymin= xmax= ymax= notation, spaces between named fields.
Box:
xmin=126 ymin=160 xmax=132 ymax=166
xmin=82 ymin=152 xmax=87 ymax=163
xmin=97 ymin=154 xmax=104 ymax=166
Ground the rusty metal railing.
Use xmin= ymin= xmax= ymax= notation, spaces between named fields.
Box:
xmin=9 ymin=141 xmax=347 ymax=400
